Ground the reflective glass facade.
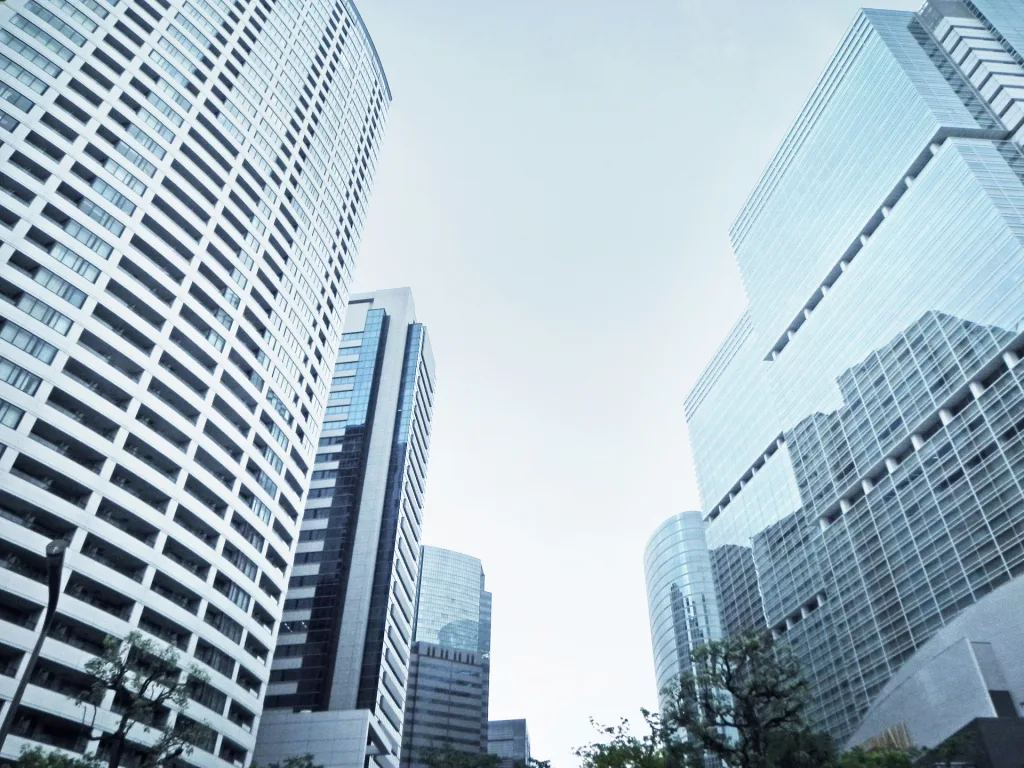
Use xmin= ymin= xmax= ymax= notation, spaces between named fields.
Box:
xmin=400 ymin=547 xmax=491 ymax=767
xmin=686 ymin=0 xmax=1024 ymax=746
xmin=259 ymin=289 xmax=435 ymax=768
xmin=0 ymin=0 xmax=388 ymax=763
xmin=643 ymin=512 xmax=722 ymax=711
xmin=413 ymin=546 xmax=491 ymax=654
xmin=487 ymin=719 xmax=530 ymax=768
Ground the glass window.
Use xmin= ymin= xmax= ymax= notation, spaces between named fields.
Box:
xmin=0 ymin=355 xmax=42 ymax=395
xmin=0 ymin=319 xmax=58 ymax=363
xmin=0 ymin=398 xmax=24 ymax=429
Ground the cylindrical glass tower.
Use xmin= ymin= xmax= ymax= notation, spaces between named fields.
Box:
xmin=0 ymin=0 xmax=389 ymax=763
xmin=644 ymin=511 xmax=723 ymax=709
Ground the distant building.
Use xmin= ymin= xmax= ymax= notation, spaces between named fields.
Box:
xmin=487 ymin=719 xmax=530 ymax=768
xmin=643 ymin=512 xmax=722 ymax=712
xmin=255 ymin=289 xmax=435 ymax=768
xmin=684 ymin=0 xmax=1024 ymax=751
xmin=400 ymin=547 xmax=491 ymax=767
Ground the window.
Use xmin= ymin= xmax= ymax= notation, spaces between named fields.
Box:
xmin=25 ymin=0 xmax=89 ymax=44
xmin=77 ymin=198 xmax=124 ymax=236
xmin=114 ymin=140 xmax=157 ymax=177
xmin=15 ymin=292 xmax=72 ymax=335
xmin=0 ymin=355 xmax=41 ymax=394
xmin=0 ymin=320 xmax=58 ymax=363
xmin=34 ymin=267 xmax=86 ymax=308
xmin=50 ymin=244 xmax=100 ymax=282
xmin=90 ymin=177 xmax=135 ymax=214
xmin=103 ymin=157 xmax=147 ymax=195
xmin=9 ymin=14 xmax=74 ymax=62
xmin=0 ymin=52 xmax=49 ymax=95
xmin=63 ymin=218 xmax=113 ymax=258
xmin=0 ymin=31 xmax=62 ymax=77
xmin=126 ymin=122 xmax=167 ymax=159
xmin=1 ymin=81 xmax=35 ymax=113
xmin=310 ymin=470 xmax=335 ymax=481
xmin=0 ymin=398 xmax=24 ymax=429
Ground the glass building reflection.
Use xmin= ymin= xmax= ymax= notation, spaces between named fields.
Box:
xmin=685 ymin=0 xmax=1024 ymax=748
xmin=644 ymin=512 xmax=722 ymax=710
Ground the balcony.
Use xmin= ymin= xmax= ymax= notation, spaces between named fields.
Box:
xmin=135 ymin=404 xmax=191 ymax=452
xmin=0 ymin=592 xmax=42 ymax=630
xmin=11 ymin=707 xmax=92 ymax=753
xmin=147 ymin=377 xmax=200 ymax=424
xmin=95 ymin=500 xmax=158 ymax=547
xmin=202 ymin=420 xmax=242 ymax=462
xmin=91 ymin=303 xmax=156 ymax=355
xmin=195 ymin=639 xmax=234 ymax=678
xmin=109 ymin=465 xmax=170 ymax=513
xmin=104 ymin=278 xmax=166 ymax=330
xmin=203 ymin=605 xmax=241 ymax=644
xmin=77 ymin=330 xmax=144 ymax=382
xmin=46 ymin=387 xmax=120 ymax=441
xmin=80 ymin=533 xmax=147 ymax=583
xmin=229 ymin=512 xmax=264 ymax=552
xmin=65 ymin=573 xmax=134 ymax=620
xmin=9 ymin=454 xmax=92 ymax=508
xmin=171 ymin=506 xmax=218 ymax=549
xmin=29 ymin=658 xmax=101 ymax=703
xmin=118 ymin=254 xmax=175 ymax=305
xmin=193 ymin=446 xmax=234 ymax=489
xmin=62 ymin=357 xmax=132 ymax=410
xmin=123 ymin=433 xmax=182 ymax=481
xmin=29 ymin=420 xmax=107 ymax=474
xmin=49 ymin=614 xmax=108 ymax=655
xmin=162 ymin=536 xmax=211 ymax=580
xmin=183 ymin=474 xmax=227 ymax=518
xmin=150 ymin=572 xmax=201 ymax=615
xmin=0 ymin=643 xmax=24 ymax=677
xmin=235 ymin=664 xmax=261 ymax=697
xmin=157 ymin=350 xmax=209 ymax=397
xmin=138 ymin=607 xmax=191 ymax=651
xmin=0 ymin=490 xmax=77 ymax=541
xmin=213 ymin=395 xmax=250 ymax=437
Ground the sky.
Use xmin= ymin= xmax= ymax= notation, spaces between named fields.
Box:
xmin=350 ymin=0 xmax=918 ymax=764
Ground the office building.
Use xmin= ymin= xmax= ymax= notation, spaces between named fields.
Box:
xmin=400 ymin=546 xmax=491 ymax=767
xmin=643 ymin=512 xmax=722 ymax=711
xmin=487 ymin=720 xmax=530 ymax=768
xmin=255 ymin=289 xmax=435 ymax=768
xmin=0 ymin=0 xmax=388 ymax=764
xmin=685 ymin=0 xmax=1024 ymax=750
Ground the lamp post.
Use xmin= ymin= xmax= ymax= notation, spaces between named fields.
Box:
xmin=0 ymin=539 xmax=68 ymax=752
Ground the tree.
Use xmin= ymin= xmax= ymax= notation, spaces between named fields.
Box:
xmin=417 ymin=743 xmax=501 ymax=768
xmin=835 ymin=747 xmax=916 ymax=768
xmin=660 ymin=632 xmax=830 ymax=768
xmin=76 ymin=631 xmax=211 ymax=768
xmin=512 ymin=760 xmax=551 ymax=768
xmin=254 ymin=754 xmax=323 ymax=768
xmin=573 ymin=711 xmax=665 ymax=768
xmin=15 ymin=745 xmax=103 ymax=768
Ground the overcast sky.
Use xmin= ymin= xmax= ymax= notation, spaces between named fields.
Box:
xmin=351 ymin=1 xmax=918 ymax=764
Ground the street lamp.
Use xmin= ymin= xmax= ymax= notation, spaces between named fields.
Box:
xmin=0 ymin=539 xmax=68 ymax=751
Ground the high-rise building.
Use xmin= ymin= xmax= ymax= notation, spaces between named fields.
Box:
xmin=685 ymin=0 xmax=1024 ymax=751
xmin=400 ymin=546 xmax=491 ymax=768
xmin=255 ymin=289 xmax=435 ymax=768
xmin=487 ymin=719 xmax=530 ymax=768
xmin=643 ymin=512 xmax=722 ymax=711
xmin=0 ymin=0 xmax=387 ymax=764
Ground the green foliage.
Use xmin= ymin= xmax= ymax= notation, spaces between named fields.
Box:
xmin=77 ymin=631 xmax=212 ymax=768
xmin=573 ymin=711 xmax=665 ymax=768
xmin=513 ymin=760 xmax=552 ymax=768
xmin=15 ymin=746 xmax=103 ymax=768
xmin=255 ymin=754 xmax=324 ymax=768
xmin=660 ymin=632 xmax=829 ymax=768
xmin=418 ymin=743 xmax=501 ymax=768
xmin=835 ymin=747 xmax=917 ymax=768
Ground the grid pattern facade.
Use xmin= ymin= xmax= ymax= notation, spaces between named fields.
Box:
xmin=400 ymin=546 xmax=491 ymax=767
xmin=687 ymin=0 xmax=1024 ymax=747
xmin=643 ymin=512 xmax=722 ymax=711
xmin=487 ymin=719 xmax=530 ymax=768
xmin=413 ymin=546 xmax=491 ymax=654
xmin=399 ymin=643 xmax=489 ymax=768
xmin=0 ymin=0 xmax=388 ymax=763
xmin=261 ymin=289 xmax=435 ymax=767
